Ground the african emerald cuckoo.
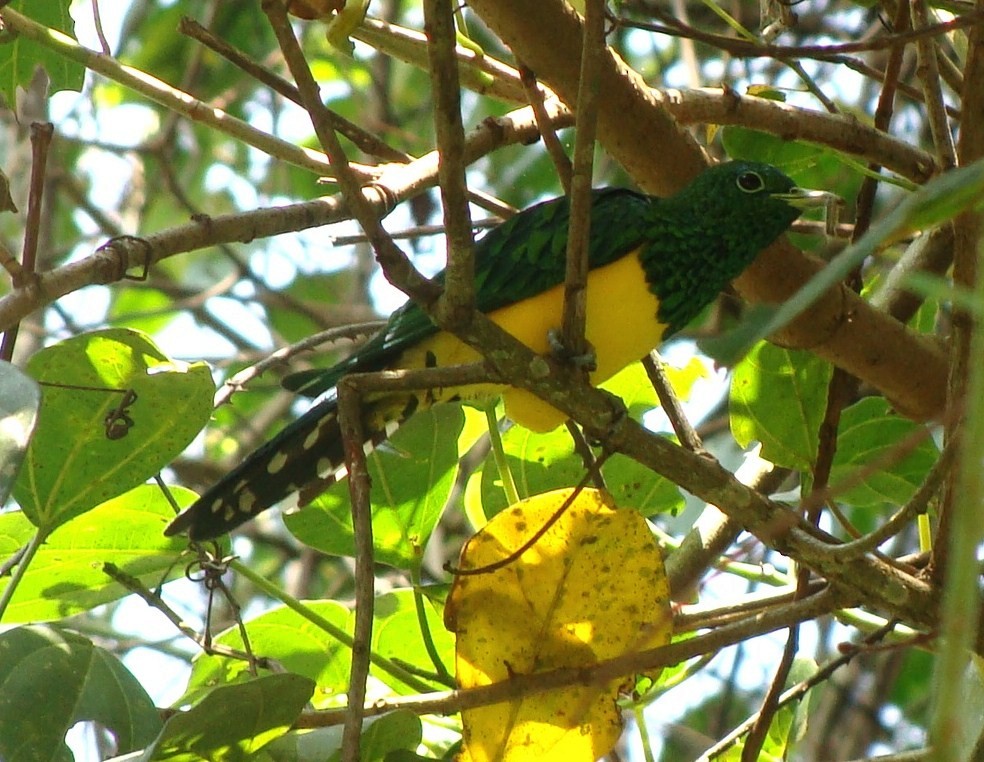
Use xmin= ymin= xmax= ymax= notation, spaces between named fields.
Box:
xmin=166 ymin=161 xmax=822 ymax=540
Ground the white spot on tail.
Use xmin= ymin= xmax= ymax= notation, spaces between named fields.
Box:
xmin=267 ymin=451 xmax=288 ymax=474
xmin=302 ymin=428 xmax=320 ymax=450
xmin=280 ymin=491 xmax=301 ymax=515
xmin=239 ymin=491 xmax=256 ymax=514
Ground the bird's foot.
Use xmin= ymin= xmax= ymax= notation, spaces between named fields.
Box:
xmin=547 ymin=328 xmax=598 ymax=372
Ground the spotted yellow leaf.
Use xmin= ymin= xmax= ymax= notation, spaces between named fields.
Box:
xmin=445 ymin=488 xmax=671 ymax=761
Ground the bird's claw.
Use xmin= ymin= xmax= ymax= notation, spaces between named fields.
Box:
xmin=547 ymin=328 xmax=598 ymax=372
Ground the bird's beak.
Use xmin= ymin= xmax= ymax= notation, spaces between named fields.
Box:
xmin=771 ymin=187 xmax=838 ymax=210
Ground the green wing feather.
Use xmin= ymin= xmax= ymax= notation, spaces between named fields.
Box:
xmin=285 ymin=188 xmax=652 ymax=398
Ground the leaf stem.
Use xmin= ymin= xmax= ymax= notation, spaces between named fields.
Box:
xmin=0 ymin=529 xmax=46 ymax=621
xmin=485 ymin=404 xmax=519 ymax=506
xmin=411 ymin=567 xmax=454 ymax=686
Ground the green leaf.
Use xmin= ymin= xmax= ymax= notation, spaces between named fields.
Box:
xmin=154 ymin=673 xmax=315 ymax=759
xmin=722 ymin=124 xmax=864 ymax=200
xmin=359 ymin=710 xmax=424 ymax=760
xmin=829 ymin=397 xmax=939 ymax=509
xmin=0 ymin=360 xmax=40 ymax=505
xmin=285 ymin=404 xmax=464 ymax=569
xmin=107 ymin=286 xmax=179 ymax=336
xmin=0 ymin=1 xmax=84 ymax=104
xmin=600 ymin=358 xmax=709 ymax=420
xmin=0 ymin=625 xmax=161 ymax=760
xmin=263 ymin=709 xmax=424 ymax=762
xmin=0 ymin=485 xmax=190 ymax=623
xmin=466 ymin=423 xmax=684 ymax=520
xmin=184 ymin=600 xmax=351 ymax=709
xmin=14 ymin=328 xmax=214 ymax=531
xmin=372 ymin=590 xmax=455 ymax=694
xmin=730 ymin=342 xmax=833 ymax=470
xmin=185 ymin=590 xmax=444 ymax=705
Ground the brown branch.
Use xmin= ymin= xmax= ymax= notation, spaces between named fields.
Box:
xmin=743 ymin=616 xmax=800 ymax=760
xmin=352 ymin=15 xmax=530 ymax=104
xmin=425 ymin=0 xmax=475 ymax=325
xmin=1 ymin=122 xmax=52 ymax=362
xmin=660 ymin=87 xmax=935 ymax=183
xmin=0 ymin=102 xmax=571 ymax=332
xmin=643 ymin=352 xmax=702 ymax=452
xmin=261 ymin=4 xmax=383 ymax=756
xmin=335 ymin=377 xmax=375 ymax=762
xmin=519 ymin=65 xmax=572 ymax=192
xmin=559 ymin=0 xmax=605 ymax=366
xmin=910 ymin=0 xmax=958 ymax=168
xmin=289 ymin=586 xmax=852 ymax=728
xmin=620 ymin=8 xmax=984 ymax=63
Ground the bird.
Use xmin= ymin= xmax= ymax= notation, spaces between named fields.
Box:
xmin=166 ymin=161 xmax=822 ymax=541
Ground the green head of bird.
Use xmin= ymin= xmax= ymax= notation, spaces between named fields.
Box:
xmin=639 ymin=161 xmax=825 ymax=334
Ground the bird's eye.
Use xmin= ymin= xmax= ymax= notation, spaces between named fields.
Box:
xmin=736 ymin=171 xmax=764 ymax=193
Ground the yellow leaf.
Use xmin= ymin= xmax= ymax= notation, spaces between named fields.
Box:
xmin=445 ymin=488 xmax=671 ymax=762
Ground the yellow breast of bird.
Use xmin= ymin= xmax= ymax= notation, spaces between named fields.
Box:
xmin=393 ymin=247 xmax=667 ymax=432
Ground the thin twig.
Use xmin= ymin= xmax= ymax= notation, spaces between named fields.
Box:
xmin=0 ymin=7 xmax=376 ymax=179
xmin=335 ymin=378 xmax=375 ymax=762
xmin=1 ymin=122 xmax=52 ymax=362
xmin=702 ymin=619 xmax=906 ymax=760
xmin=643 ymin=352 xmax=702 ymax=452
xmin=89 ymin=0 xmax=111 ymax=54
xmin=102 ymin=561 xmax=264 ymax=664
xmin=742 ymin=616 xmax=799 ymax=760
xmin=288 ymin=587 xmax=852 ymax=728
xmin=910 ymin=0 xmax=958 ymax=168
xmin=621 ymin=9 xmax=984 ymax=64
xmin=178 ymin=15 xmax=408 ymax=163
xmin=447 ymin=451 xmax=614 ymax=576
xmin=212 ymin=321 xmax=384 ymax=407
xmin=565 ymin=420 xmax=607 ymax=490
xmin=261 ymin=4 xmax=387 ymax=755
xmin=829 ymin=439 xmax=952 ymax=559
xmin=519 ymin=65 xmax=572 ymax=192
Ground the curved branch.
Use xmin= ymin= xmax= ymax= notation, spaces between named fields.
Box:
xmin=661 ymin=87 xmax=937 ymax=183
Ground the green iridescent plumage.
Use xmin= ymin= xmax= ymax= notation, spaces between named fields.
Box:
xmin=167 ymin=161 xmax=816 ymax=540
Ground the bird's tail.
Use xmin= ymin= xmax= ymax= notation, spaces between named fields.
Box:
xmin=165 ymin=393 xmax=405 ymax=541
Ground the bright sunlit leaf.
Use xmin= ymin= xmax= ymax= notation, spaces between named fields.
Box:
xmin=445 ymin=488 xmax=671 ymax=762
